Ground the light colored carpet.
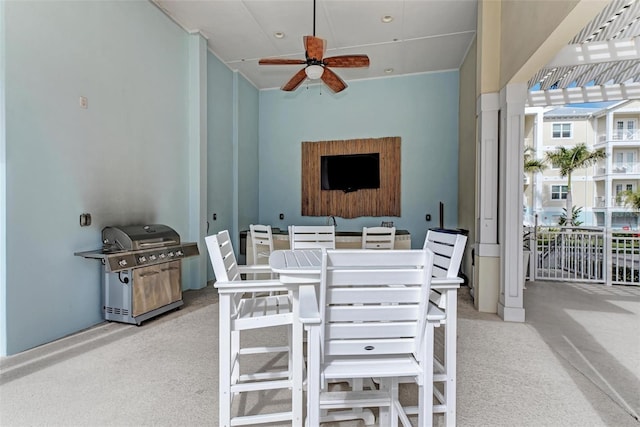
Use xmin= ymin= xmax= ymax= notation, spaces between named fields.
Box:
xmin=1 ymin=282 xmax=638 ymax=426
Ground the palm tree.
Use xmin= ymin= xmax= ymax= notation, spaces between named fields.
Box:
xmin=616 ymin=189 xmax=640 ymax=211
xmin=524 ymin=146 xmax=547 ymax=175
xmin=544 ymin=143 xmax=606 ymax=225
xmin=523 ymin=146 xmax=546 ymax=225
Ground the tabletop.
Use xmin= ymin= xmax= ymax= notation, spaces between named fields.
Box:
xmin=268 ymin=249 xmax=325 ymax=284
xmin=269 ymin=248 xmax=462 ymax=288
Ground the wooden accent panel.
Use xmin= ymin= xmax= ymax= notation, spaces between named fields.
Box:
xmin=302 ymin=137 xmax=400 ymax=218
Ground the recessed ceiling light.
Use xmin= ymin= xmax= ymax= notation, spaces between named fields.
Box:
xmin=381 ymin=15 xmax=394 ymax=23
xmin=384 ymin=68 xmax=394 ymax=74
xmin=274 ymin=32 xmax=285 ymax=39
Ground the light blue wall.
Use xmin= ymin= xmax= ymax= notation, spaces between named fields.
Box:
xmin=258 ymin=72 xmax=460 ymax=248
xmin=3 ymin=1 xmax=192 ymax=355
xmin=0 ymin=0 xmax=7 ymax=356
xmin=205 ymin=58 xmax=259 ymax=275
xmin=237 ymin=76 xmax=260 ymax=239
xmin=206 ymin=52 xmax=234 ymax=280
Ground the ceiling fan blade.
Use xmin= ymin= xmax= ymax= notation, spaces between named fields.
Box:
xmin=304 ymin=35 xmax=326 ymax=61
xmin=324 ymin=55 xmax=370 ymax=68
xmin=281 ymin=68 xmax=309 ymax=91
xmin=259 ymin=58 xmax=307 ymax=65
xmin=321 ymin=67 xmax=347 ymax=93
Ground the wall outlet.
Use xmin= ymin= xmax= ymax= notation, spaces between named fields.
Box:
xmin=79 ymin=96 xmax=88 ymax=109
xmin=279 ymin=213 xmax=284 ymax=220
xmin=426 ymin=214 xmax=431 ymax=221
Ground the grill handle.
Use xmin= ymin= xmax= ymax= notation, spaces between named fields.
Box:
xmin=138 ymin=240 xmax=179 ymax=248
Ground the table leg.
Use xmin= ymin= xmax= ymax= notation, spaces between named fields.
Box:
xmin=443 ymin=288 xmax=457 ymax=427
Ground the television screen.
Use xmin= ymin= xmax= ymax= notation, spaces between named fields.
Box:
xmin=321 ymin=153 xmax=380 ymax=192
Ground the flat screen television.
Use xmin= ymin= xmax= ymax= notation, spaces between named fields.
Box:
xmin=321 ymin=153 xmax=380 ymax=193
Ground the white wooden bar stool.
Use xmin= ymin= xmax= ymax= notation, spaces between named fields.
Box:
xmin=301 ymin=248 xmax=445 ymax=427
xmin=205 ymin=230 xmax=296 ymax=426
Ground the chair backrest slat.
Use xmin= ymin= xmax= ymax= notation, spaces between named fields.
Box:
xmin=423 ymin=230 xmax=467 ymax=279
xmin=319 ymin=249 xmax=434 ymax=361
xmin=361 ymin=226 xmax=396 ymax=249
xmin=249 ymin=224 xmax=274 ymax=262
xmin=205 ymin=231 xmax=241 ymax=283
xmin=289 ymin=225 xmax=336 ymax=249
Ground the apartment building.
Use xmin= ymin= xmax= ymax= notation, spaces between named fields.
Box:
xmin=525 ymin=100 xmax=640 ymax=229
xmin=593 ymin=100 xmax=640 ymax=229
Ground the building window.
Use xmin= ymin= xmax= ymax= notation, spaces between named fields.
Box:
xmin=552 ymin=123 xmax=572 ymax=138
xmin=551 ymin=185 xmax=568 ymax=200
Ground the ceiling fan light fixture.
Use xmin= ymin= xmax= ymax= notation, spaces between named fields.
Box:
xmin=305 ymin=64 xmax=324 ymax=80
xmin=381 ymin=15 xmax=394 ymax=23
xmin=274 ymin=32 xmax=285 ymax=39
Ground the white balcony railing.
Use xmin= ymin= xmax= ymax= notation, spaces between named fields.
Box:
xmin=593 ymin=196 xmax=635 ymax=208
xmin=611 ymin=162 xmax=640 ymax=174
xmin=598 ymin=129 xmax=640 ymax=142
xmin=592 ymin=162 xmax=640 ymax=175
xmin=594 ymin=196 xmax=606 ymax=208
xmin=528 ymin=226 xmax=640 ymax=286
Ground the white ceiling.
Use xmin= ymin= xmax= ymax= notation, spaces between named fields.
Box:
xmin=153 ymin=0 xmax=640 ymax=103
xmin=152 ymin=0 xmax=478 ymax=90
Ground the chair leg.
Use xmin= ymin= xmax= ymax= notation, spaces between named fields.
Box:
xmin=219 ymin=294 xmax=232 ymax=427
xmin=389 ymin=378 xmax=399 ymax=427
xmin=420 ymin=324 xmax=436 ymax=427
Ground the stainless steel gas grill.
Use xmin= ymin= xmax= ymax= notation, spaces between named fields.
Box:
xmin=75 ymin=224 xmax=199 ymax=325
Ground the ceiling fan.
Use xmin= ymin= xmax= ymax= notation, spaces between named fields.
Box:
xmin=258 ymin=0 xmax=370 ymax=93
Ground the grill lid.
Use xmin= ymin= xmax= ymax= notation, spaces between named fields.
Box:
xmin=102 ymin=224 xmax=180 ymax=252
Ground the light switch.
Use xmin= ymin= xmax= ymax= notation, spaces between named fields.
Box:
xmin=79 ymin=96 xmax=88 ymax=109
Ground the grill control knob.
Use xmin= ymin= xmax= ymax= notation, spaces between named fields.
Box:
xmin=176 ymin=250 xmax=183 ymax=257
xmin=149 ymin=255 xmax=157 ymax=261
xmin=168 ymin=252 xmax=175 ymax=257
xmin=118 ymin=259 xmax=128 ymax=267
xmin=138 ymin=256 xmax=147 ymax=263
xmin=159 ymin=253 xmax=166 ymax=259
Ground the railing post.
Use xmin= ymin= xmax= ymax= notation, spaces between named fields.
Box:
xmin=605 ymin=226 xmax=612 ymax=286
xmin=533 ymin=215 xmax=538 ymax=280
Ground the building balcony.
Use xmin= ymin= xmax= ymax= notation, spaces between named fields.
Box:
xmin=593 ymin=196 xmax=638 ymax=210
xmin=593 ymin=162 xmax=640 ymax=177
xmin=598 ymin=129 xmax=640 ymax=144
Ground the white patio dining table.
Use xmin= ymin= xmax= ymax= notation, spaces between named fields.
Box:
xmin=269 ymin=248 xmax=462 ymax=427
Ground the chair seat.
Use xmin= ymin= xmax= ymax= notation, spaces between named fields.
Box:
xmin=323 ymin=355 xmax=421 ymax=380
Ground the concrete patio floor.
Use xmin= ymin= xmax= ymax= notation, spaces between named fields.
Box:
xmin=0 ymin=280 xmax=638 ymax=426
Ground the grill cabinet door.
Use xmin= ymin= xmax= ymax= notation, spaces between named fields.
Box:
xmin=132 ymin=261 xmax=182 ymax=317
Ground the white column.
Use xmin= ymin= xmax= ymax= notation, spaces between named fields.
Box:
xmin=477 ymin=93 xmax=499 ymax=243
xmin=534 ymin=108 xmax=545 ymax=216
xmin=498 ymin=83 xmax=526 ymax=322
xmin=187 ymin=32 xmax=208 ymax=289
xmin=604 ymin=111 xmax=613 ymax=286
xmin=473 ymin=93 xmax=501 ymax=313
xmin=605 ymin=111 xmax=614 ymax=218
